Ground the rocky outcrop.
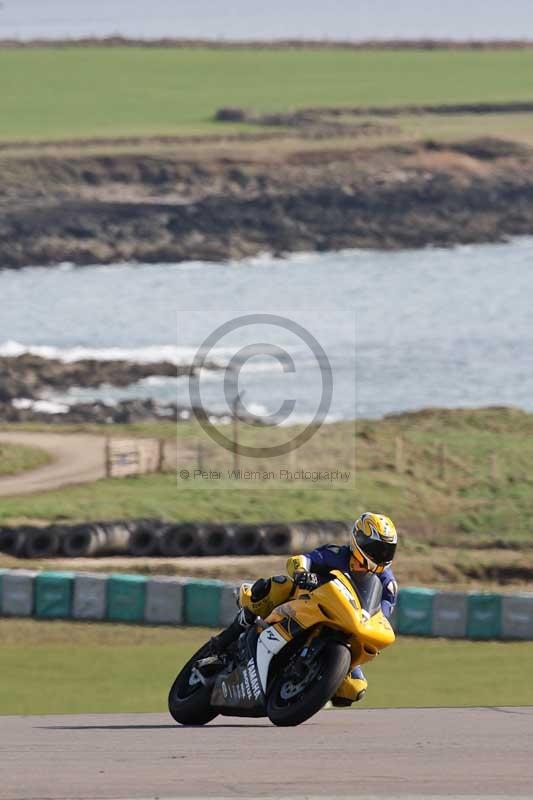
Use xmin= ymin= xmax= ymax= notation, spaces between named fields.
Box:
xmin=216 ymin=103 xmax=533 ymax=122
xmin=3 ymin=38 xmax=533 ymax=51
xmin=0 ymin=353 xmax=222 ymax=403
xmin=1 ymin=137 xmax=533 ymax=268
xmin=0 ymin=354 xmax=229 ymax=425
xmin=0 ymin=398 xmax=181 ymax=424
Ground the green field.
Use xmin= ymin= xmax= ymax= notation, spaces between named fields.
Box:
xmin=0 ymin=442 xmax=51 ymax=477
xmin=1 ymin=408 xmax=532 ymax=548
xmin=0 ymin=471 xmax=356 ymax=526
xmin=0 ymin=618 xmax=530 ymax=714
xmin=1 ymin=47 xmax=533 ymax=141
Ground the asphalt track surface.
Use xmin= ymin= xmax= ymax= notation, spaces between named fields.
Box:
xmin=1 ymin=707 xmax=532 ymax=799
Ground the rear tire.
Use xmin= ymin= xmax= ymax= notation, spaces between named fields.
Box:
xmin=168 ymin=642 xmax=219 ymax=726
xmin=267 ymin=641 xmax=350 ymax=727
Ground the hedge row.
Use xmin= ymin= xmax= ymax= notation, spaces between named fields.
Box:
xmin=1 ymin=570 xmax=532 ymax=639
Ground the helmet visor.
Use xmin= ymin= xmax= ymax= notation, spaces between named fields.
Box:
xmin=355 ymin=530 xmax=396 ymax=566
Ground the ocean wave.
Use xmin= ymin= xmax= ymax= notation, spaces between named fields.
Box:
xmin=278 ymin=411 xmax=342 ymax=426
xmin=12 ymin=398 xmax=70 ymax=414
xmin=0 ymin=339 xmax=303 ymax=371
xmin=0 ymin=340 xmax=214 ymax=365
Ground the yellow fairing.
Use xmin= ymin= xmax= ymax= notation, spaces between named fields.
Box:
xmin=265 ymin=569 xmax=395 ymax=669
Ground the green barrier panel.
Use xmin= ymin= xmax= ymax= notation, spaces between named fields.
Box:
xmin=466 ymin=593 xmax=502 ymax=640
xmin=0 ymin=568 xmax=7 ymax=614
xmin=35 ymin=571 xmax=74 ymax=619
xmin=107 ymin=574 xmax=147 ymax=622
xmin=396 ymin=587 xmax=435 ymax=636
xmin=184 ymin=579 xmax=223 ymax=627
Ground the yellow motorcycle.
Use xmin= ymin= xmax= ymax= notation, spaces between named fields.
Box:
xmin=168 ymin=569 xmax=395 ymax=727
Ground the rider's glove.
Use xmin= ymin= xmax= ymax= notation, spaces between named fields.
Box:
xmin=293 ymin=570 xmax=319 ymax=590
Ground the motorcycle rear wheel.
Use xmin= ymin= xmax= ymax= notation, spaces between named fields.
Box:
xmin=267 ymin=640 xmax=350 ymax=727
xmin=168 ymin=642 xmax=219 ymax=726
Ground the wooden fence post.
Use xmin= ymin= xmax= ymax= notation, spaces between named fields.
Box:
xmin=288 ymin=444 xmax=296 ymax=478
xmin=158 ymin=439 xmax=165 ymax=473
xmin=490 ymin=452 xmax=499 ymax=484
xmin=105 ymin=437 xmax=111 ymax=478
xmin=438 ymin=442 xmax=448 ymax=481
xmin=197 ymin=441 xmax=204 ymax=472
xmin=394 ymin=436 xmax=404 ymax=474
xmin=232 ymin=395 xmax=240 ymax=474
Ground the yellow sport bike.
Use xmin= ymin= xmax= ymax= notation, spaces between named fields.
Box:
xmin=168 ymin=569 xmax=395 ymax=727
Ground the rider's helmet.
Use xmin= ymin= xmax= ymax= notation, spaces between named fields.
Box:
xmin=350 ymin=512 xmax=398 ymax=575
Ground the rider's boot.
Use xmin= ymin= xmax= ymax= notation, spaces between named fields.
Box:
xmin=209 ymin=607 xmax=256 ymax=654
xmin=331 ymin=666 xmax=368 ymax=707
xmin=209 ymin=575 xmax=292 ymax=655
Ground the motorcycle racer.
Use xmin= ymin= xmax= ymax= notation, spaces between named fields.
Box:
xmin=211 ymin=512 xmax=399 ymax=706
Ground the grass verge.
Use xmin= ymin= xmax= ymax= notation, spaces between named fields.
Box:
xmin=0 ymin=618 xmax=530 ymax=715
xmin=0 ymin=442 xmax=51 ymax=477
xmin=1 ymin=408 xmax=532 ymax=548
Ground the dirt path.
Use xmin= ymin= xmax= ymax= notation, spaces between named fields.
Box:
xmin=0 ymin=432 xmax=106 ymax=496
xmin=1 ymin=708 xmax=532 ymax=799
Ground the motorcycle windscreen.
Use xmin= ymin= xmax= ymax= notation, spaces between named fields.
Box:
xmin=344 ymin=572 xmax=383 ymax=616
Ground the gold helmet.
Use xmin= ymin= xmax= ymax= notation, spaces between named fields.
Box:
xmin=350 ymin=512 xmax=398 ymax=575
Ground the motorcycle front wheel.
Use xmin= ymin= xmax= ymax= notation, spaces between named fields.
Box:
xmin=267 ymin=640 xmax=350 ymax=727
xmin=168 ymin=642 xmax=219 ymax=726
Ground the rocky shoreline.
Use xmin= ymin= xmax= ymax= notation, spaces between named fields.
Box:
xmin=3 ymin=37 xmax=533 ymax=50
xmin=0 ymin=354 xmax=272 ymax=426
xmin=0 ymin=354 xmax=229 ymax=424
xmin=0 ymin=353 xmax=203 ymax=403
xmin=0 ymin=397 xmax=265 ymax=425
xmin=0 ymin=398 xmax=182 ymax=424
xmin=2 ymin=136 xmax=533 ymax=268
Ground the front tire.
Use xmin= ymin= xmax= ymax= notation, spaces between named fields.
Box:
xmin=168 ymin=642 xmax=218 ymax=726
xmin=267 ymin=641 xmax=350 ymax=727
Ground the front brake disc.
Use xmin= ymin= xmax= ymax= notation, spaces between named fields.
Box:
xmin=279 ymin=659 xmax=321 ymax=700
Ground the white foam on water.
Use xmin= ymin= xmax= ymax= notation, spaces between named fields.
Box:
xmin=0 ymin=340 xmax=301 ymax=372
xmin=11 ymin=398 xmax=70 ymax=414
xmin=142 ymin=376 xmax=175 ymax=387
xmin=0 ymin=340 xmax=212 ymax=366
xmin=3 ymin=238 xmax=533 ymax=420
xmin=239 ymin=360 xmax=286 ymax=374
xmin=278 ymin=411 xmax=343 ymax=426
xmin=244 ymin=402 xmax=270 ymax=418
